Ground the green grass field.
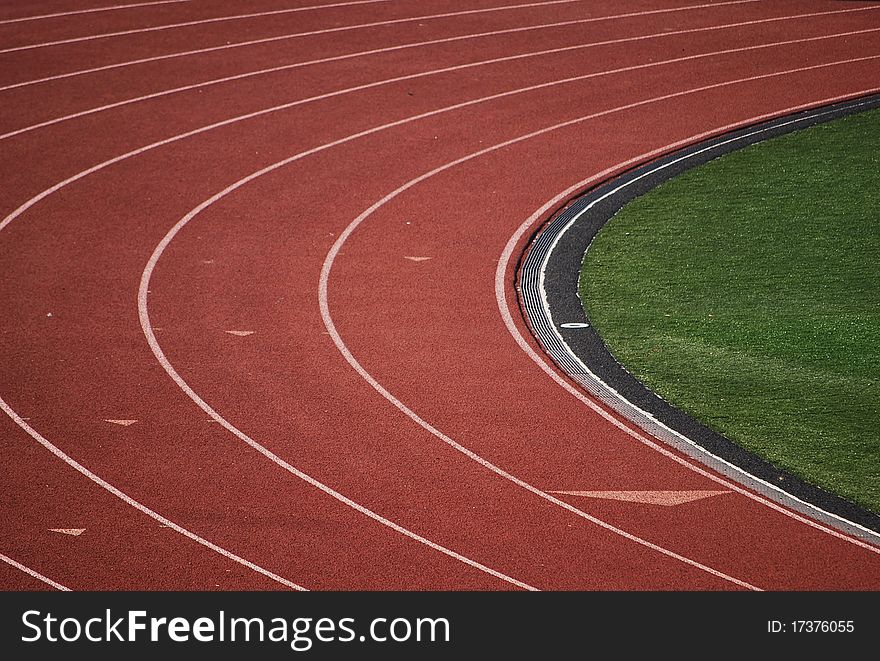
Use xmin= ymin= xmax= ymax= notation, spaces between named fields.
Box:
xmin=581 ymin=108 xmax=880 ymax=514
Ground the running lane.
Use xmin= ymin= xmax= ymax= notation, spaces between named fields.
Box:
xmin=0 ymin=413 xmax=291 ymax=590
xmin=2 ymin=0 xmax=878 ymax=590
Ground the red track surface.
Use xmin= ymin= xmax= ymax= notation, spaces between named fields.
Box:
xmin=1 ymin=0 xmax=879 ymax=591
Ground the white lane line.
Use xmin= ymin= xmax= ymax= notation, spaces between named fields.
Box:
xmin=140 ymin=237 xmax=535 ymax=593
xmin=0 ymin=1 xmax=194 ymax=26
xmin=495 ymin=94 xmax=880 ymax=555
xmin=0 ymin=0 xmax=766 ymax=92
xmin=3 ymin=26 xmax=873 ymax=239
xmin=0 ymin=0 xmax=588 ymax=55
xmin=0 ymin=397 xmax=307 ymax=590
xmin=0 ymin=552 xmax=70 ymax=591
xmin=4 ymin=3 xmax=870 ymax=141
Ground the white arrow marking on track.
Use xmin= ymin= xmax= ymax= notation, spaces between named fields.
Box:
xmin=49 ymin=528 xmax=85 ymax=536
xmin=550 ymin=490 xmax=730 ymax=506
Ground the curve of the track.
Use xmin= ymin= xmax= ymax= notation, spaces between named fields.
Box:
xmin=1 ymin=0 xmax=879 ymax=591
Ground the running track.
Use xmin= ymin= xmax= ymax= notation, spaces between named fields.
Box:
xmin=1 ymin=0 xmax=879 ymax=591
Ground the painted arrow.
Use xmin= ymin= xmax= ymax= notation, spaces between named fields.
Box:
xmin=549 ymin=490 xmax=730 ymax=506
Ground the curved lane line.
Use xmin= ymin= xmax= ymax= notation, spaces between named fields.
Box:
xmin=0 ymin=0 xmax=765 ymax=92
xmin=0 ymin=552 xmax=71 ymax=591
xmin=0 ymin=0 xmax=584 ymax=55
xmin=0 ymin=1 xmax=194 ymax=26
xmin=496 ymin=97 xmax=880 ymax=554
xmin=3 ymin=5 xmax=872 ymax=141
xmin=0 ymin=399 xmax=307 ymax=590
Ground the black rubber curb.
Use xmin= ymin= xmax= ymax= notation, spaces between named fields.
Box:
xmin=519 ymin=93 xmax=880 ymax=543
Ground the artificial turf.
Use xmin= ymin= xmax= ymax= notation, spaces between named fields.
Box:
xmin=581 ymin=108 xmax=880 ymax=514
